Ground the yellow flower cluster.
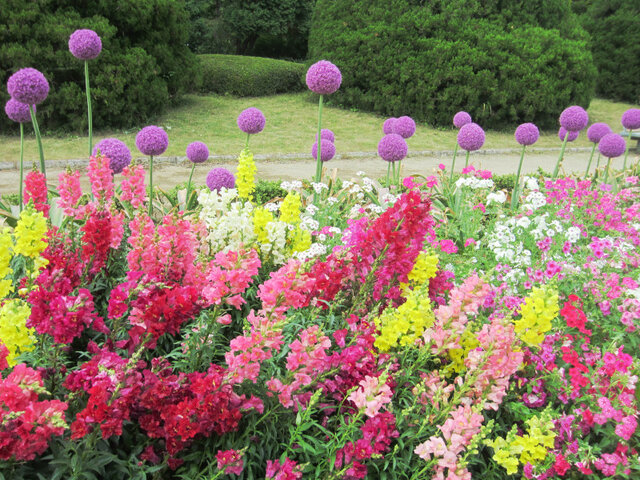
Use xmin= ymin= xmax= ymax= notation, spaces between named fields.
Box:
xmin=0 ymin=299 xmax=35 ymax=367
xmin=253 ymin=207 xmax=274 ymax=243
xmin=236 ymin=148 xmax=257 ymax=201
xmin=406 ymin=251 xmax=439 ymax=285
xmin=487 ymin=412 xmax=556 ymax=475
xmin=514 ymin=285 xmax=559 ymax=346
xmin=289 ymin=227 xmax=311 ymax=254
xmin=0 ymin=228 xmax=13 ymax=298
xmin=279 ymin=192 xmax=302 ymax=225
xmin=447 ymin=325 xmax=480 ymax=373
xmin=13 ymin=206 xmax=48 ymax=259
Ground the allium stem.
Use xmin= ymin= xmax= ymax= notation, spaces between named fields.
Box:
xmin=245 ymin=133 xmax=250 ymax=149
xmin=553 ymin=132 xmax=569 ymax=180
xmin=603 ymin=157 xmax=612 ymax=185
xmin=584 ymin=143 xmax=596 ymax=179
xmin=594 ymin=153 xmax=601 ymax=180
xmin=449 ymin=143 xmax=459 ymax=183
xmin=511 ymin=144 xmax=526 ymax=210
xmin=148 ymin=155 xmax=154 ymax=216
xmin=29 ymin=105 xmax=46 ymax=179
xmin=464 ymin=150 xmax=470 ymax=169
xmin=19 ymin=123 xmax=24 ymax=212
xmin=314 ymin=95 xmax=324 ymax=202
xmin=386 ymin=161 xmax=391 ymax=186
xmin=622 ymin=130 xmax=632 ymax=171
xmin=186 ymin=162 xmax=196 ymax=208
xmin=84 ymin=61 xmax=93 ymax=158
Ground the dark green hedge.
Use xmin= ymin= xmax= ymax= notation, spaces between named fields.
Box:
xmin=197 ymin=54 xmax=305 ymax=96
xmin=0 ymin=0 xmax=198 ymax=133
xmin=308 ymin=0 xmax=597 ymax=129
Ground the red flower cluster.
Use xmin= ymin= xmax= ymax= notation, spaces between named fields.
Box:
xmin=560 ymin=295 xmax=591 ymax=336
xmin=265 ymin=457 xmax=303 ymax=480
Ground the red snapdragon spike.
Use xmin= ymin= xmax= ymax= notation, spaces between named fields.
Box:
xmin=23 ymin=170 xmax=49 ymax=216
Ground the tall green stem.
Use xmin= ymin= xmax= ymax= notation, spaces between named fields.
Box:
xmin=148 ymin=155 xmax=154 ymax=216
xmin=511 ymin=144 xmax=526 ymax=210
xmin=622 ymin=130 xmax=632 ymax=171
xmin=594 ymin=153 xmax=601 ymax=179
xmin=552 ymin=132 xmax=569 ymax=180
xmin=29 ymin=105 xmax=46 ymax=179
xmin=584 ymin=143 xmax=597 ymax=179
xmin=603 ymin=157 xmax=612 ymax=185
xmin=84 ymin=61 xmax=93 ymax=157
xmin=185 ymin=162 xmax=196 ymax=209
xmin=313 ymin=95 xmax=324 ymax=203
xmin=19 ymin=123 xmax=24 ymax=212
xmin=386 ymin=161 xmax=391 ymax=186
xmin=245 ymin=132 xmax=250 ymax=149
xmin=464 ymin=150 xmax=470 ymax=169
xmin=449 ymin=143 xmax=459 ymax=183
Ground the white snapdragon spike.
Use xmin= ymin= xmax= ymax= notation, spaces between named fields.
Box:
xmin=198 ymin=188 xmax=256 ymax=253
xmin=486 ymin=191 xmax=507 ymax=205
xmin=261 ymin=221 xmax=289 ymax=265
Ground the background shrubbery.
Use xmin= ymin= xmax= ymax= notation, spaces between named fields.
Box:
xmin=308 ymin=0 xmax=597 ymax=129
xmin=0 ymin=0 xmax=198 ymax=133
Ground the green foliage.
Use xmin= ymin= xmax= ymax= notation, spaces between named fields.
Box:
xmin=308 ymin=0 xmax=597 ymax=129
xmin=0 ymin=0 xmax=199 ymax=133
xmin=197 ymin=55 xmax=305 ymax=96
xmin=573 ymin=0 xmax=640 ymax=104
xmin=255 ymin=179 xmax=288 ymax=205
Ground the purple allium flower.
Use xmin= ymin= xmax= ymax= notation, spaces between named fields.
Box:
xmin=559 ymin=105 xmax=588 ymax=132
xmin=587 ymin=123 xmax=612 ymax=143
xmin=393 ymin=116 xmax=416 ymax=139
xmin=383 ymin=118 xmax=396 ymax=135
xmin=378 ymin=134 xmax=408 ymax=162
xmin=237 ymin=107 xmax=265 ymax=135
xmin=68 ymin=29 xmax=102 ymax=61
xmin=93 ymin=138 xmax=131 ymax=174
xmin=7 ymin=68 xmax=50 ymax=105
xmin=315 ymin=129 xmax=335 ymax=143
xmin=598 ymin=133 xmax=626 ymax=158
xmin=457 ymin=123 xmax=485 ymax=151
xmin=311 ymin=140 xmax=336 ymax=162
xmin=135 ymin=126 xmax=169 ymax=156
xmin=4 ymin=99 xmax=34 ymax=123
xmin=558 ymin=127 xmax=579 ymax=142
xmin=306 ymin=60 xmax=342 ymax=95
xmin=453 ymin=111 xmax=472 ymax=129
xmin=206 ymin=167 xmax=235 ymax=191
xmin=186 ymin=141 xmax=209 ymax=164
xmin=514 ymin=123 xmax=540 ymax=146
xmin=621 ymin=109 xmax=640 ymax=130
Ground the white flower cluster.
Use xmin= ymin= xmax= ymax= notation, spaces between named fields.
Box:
xmin=280 ymin=180 xmax=303 ymax=191
xmin=455 ymin=177 xmax=494 ymax=190
xmin=522 ymin=191 xmax=546 ymax=211
xmin=293 ymin=242 xmax=328 ymax=261
xmin=565 ymin=226 xmax=581 ymax=244
xmin=482 ymin=218 xmax=532 ymax=269
xmin=198 ymin=188 xmax=256 ymax=253
xmin=486 ymin=190 xmax=507 ymax=205
xmin=258 ymin=221 xmax=289 ymax=265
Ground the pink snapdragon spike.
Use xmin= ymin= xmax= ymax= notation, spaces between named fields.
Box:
xmin=57 ymin=170 xmax=83 ymax=218
xmin=120 ymin=164 xmax=147 ymax=209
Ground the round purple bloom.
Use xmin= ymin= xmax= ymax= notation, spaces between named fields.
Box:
xmin=587 ymin=123 xmax=612 ymax=143
xmin=383 ymin=118 xmax=396 ymax=135
xmin=7 ymin=68 xmax=50 ymax=105
xmin=306 ymin=60 xmax=342 ymax=95
xmin=558 ymin=127 xmax=579 ymax=142
xmin=377 ymin=134 xmax=408 ymax=162
xmin=598 ymin=133 xmax=626 ymax=158
xmin=93 ymin=138 xmax=131 ymax=174
xmin=68 ymin=29 xmax=102 ymax=61
xmin=206 ymin=167 xmax=235 ymax=191
xmin=393 ymin=116 xmax=416 ymax=139
xmin=237 ymin=107 xmax=265 ymax=135
xmin=311 ymin=140 xmax=336 ymax=162
xmin=453 ymin=111 xmax=472 ymax=129
xmin=4 ymin=99 xmax=34 ymax=123
xmin=186 ymin=141 xmax=209 ymax=164
xmin=457 ymin=123 xmax=485 ymax=151
xmin=559 ymin=105 xmax=588 ymax=132
xmin=315 ymin=129 xmax=335 ymax=143
xmin=135 ymin=126 xmax=169 ymax=156
xmin=515 ymin=123 xmax=540 ymax=146
xmin=621 ymin=109 xmax=640 ymax=130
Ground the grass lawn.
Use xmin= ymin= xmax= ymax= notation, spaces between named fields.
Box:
xmin=0 ymin=94 xmax=636 ymax=165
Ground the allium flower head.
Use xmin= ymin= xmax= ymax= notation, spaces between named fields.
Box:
xmin=378 ymin=134 xmax=408 ymax=162
xmin=237 ymin=107 xmax=265 ymax=135
xmin=515 ymin=123 xmax=539 ymax=146
xmin=306 ymin=60 xmax=342 ymax=95
xmin=315 ymin=128 xmax=335 ymax=143
xmin=7 ymin=68 xmax=50 ymax=105
xmin=558 ymin=127 xmax=579 ymax=142
xmin=206 ymin=167 xmax=235 ymax=191
xmin=393 ymin=115 xmax=416 ymax=138
xmin=453 ymin=111 xmax=472 ymax=128
xmin=598 ymin=133 xmax=626 ymax=158
xmin=587 ymin=123 xmax=612 ymax=143
xmin=93 ymin=138 xmax=131 ymax=174
xmin=186 ymin=141 xmax=209 ymax=163
xmin=457 ymin=122 xmax=485 ymax=151
xmin=135 ymin=126 xmax=168 ymax=156
xmin=4 ymin=99 xmax=34 ymax=123
xmin=312 ymin=140 xmax=336 ymax=162
xmin=68 ymin=29 xmax=102 ymax=61
xmin=559 ymin=105 xmax=588 ymax=132
xmin=621 ymin=108 xmax=640 ymax=130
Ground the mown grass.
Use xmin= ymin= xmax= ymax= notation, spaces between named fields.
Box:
xmin=0 ymin=94 xmax=636 ymax=165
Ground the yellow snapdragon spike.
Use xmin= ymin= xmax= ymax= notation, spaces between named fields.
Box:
xmin=289 ymin=228 xmax=311 ymax=253
xmin=514 ymin=285 xmax=559 ymax=346
xmin=236 ymin=148 xmax=257 ymax=201
xmin=279 ymin=191 xmax=302 ymax=225
xmin=253 ymin=207 xmax=274 ymax=243
xmin=0 ymin=299 xmax=35 ymax=367
xmin=13 ymin=206 xmax=48 ymax=259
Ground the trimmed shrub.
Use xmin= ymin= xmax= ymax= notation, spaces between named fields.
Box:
xmin=308 ymin=0 xmax=597 ymax=129
xmin=0 ymin=0 xmax=198 ymax=133
xmin=197 ymin=55 xmax=305 ymax=96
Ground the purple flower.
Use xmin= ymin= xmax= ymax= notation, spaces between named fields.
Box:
xmin=378 ymin=134 xmax=408 ymax=162
xmin=93 ymin=138 xmax=131 ymax=174
xmin=68 ymin=29 xmax=102 ymax=61
xmin=7 ymin=68 xmax=50 ymax=105
xmin=315 ymin=129 xmax=335 ymax=143
xmin=383 ymin=118 xmax=396 ymax=135
xmin=135 ymin=126 xmax=169 ymax=156
xmin=206 ymin=167 xmax=235 ymax=191
xmin=311 ymin=140 xmax=336 ymax=162
xmin=559 ymin=105 xmax=588 ymax=132
xmin=457 ymin=123 xmax=485 ymax=151
xmin=4 ymin=99 xmax=34 ymax=123
xmin=237 ymin=107 xmax=265 ymax=135
xmin=393 ymin=116 xmax=416 ymax=139
xmin=453 ymin=111 xmax=472 ymax=129
xmin=515 ymin=123 xmax=540 ymax=146
xmin=621 ymin=109 xmax=640 ymax=130
xmin=306 ymin=60 xmax=342 ymax=95
xmin=598 ymin=133 xmax=626 ymax=158
xmin=587 ymin=123 xmax=612 ymax=143
xmin=558 ymin=127 xmax=579 ymax=142
xmin=186 ymin=141 xmax=209 ymax=164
